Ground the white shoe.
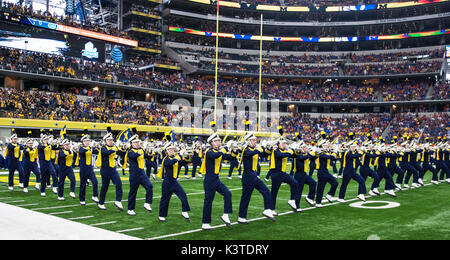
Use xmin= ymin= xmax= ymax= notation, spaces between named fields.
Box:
xmin=305 ymin=197 xmax=315 ymax=207
xmin=41 ymin=193 xmax=46 ymax=197
xmin=418 ymin=178 xmax=424 ymax=185
xmin=23 ymin=188 xmax=28 ymax=193
xmin=368 ymin=190 xmax=376 ymax=196
xmin=238 ymin=217 xmax=249 ymax=224
xmin=337 ymin=198 xmax=346 ymax=203
xmin=316 ymin=204 xmax=324 ymax=208
xmin=202 ymin=223 xmax=214 ymax=230
xmin=333 ymin=174 xmax=338 ymax=178
xmin=446 ymin=179 xmax=450 ymax=184
xmin=58 ymin=197 xmax=65 ymax=201
xmin=412 ymin=183 xmax=420 ymax=188
xmin=287 ymin=200 xmax=297 ymax=211
xmin=262 ymin=209 xmax=275 ymax=221
xmin=144 ymin=203 xmax=152 ymax=213
xmin=151 ymin=174 xmax=156 ymax=180
xmin=264 ymin=178 xmax=270 ymax=183
xmin=431 ymin=180 xmax=439 ymax=185
xmin=372 ymin=188 xmax=380 ymax=195
xmin=325 ymin=194 xmax=335 ymax=203
xmin=114 ymin=201 xmax=124 ymax=211
xmin=52 ymin=187 xmax=58 ymax=194
xmin=271 ymin=210 xmax=279 ymax=216
xmin=227 ymin=177 xmax=232 ymax=180
xmin=92 ymin=196 xmax=99 ymax=203
xmin=198 ymin=174 xmax=203 ymax=178
xmin=395 ymin=184 xmax=402 ymax=190
xmin=238 ymin=175 xmax=242 ymax=179
xmin=385 ymin=190 xmax=396 ymax=197
xmin=158 ymin=216 xmax=166 ymax=222
xmin=127 ymin=210 xmax=136 ymax=216
xmin=35 ymin=184 xmax=40 ymax=191
xmin=69 ymin=192 xmax=76 ymax=199
xmin=46 ymin=185 xmax=51 ymax=188
xmin=192 ymin=177 xmax=196 ymax=180
xmin=403 ymin=184 xmax=410 ymax=189
xmin=19 ymin=183 xmax=23 ymax=188
xmin=296 ymin=208 xmax=304 ymax=213
xmin=8 ymin=186 xmax=13 ymax=191
xmin=98 ymin=204 xmax=106 ymax=210
xmin=80 ymin=201 xmax=86 ymax=206
xmin=221 ymin=214 xmax=231 ymax=227
xmin=357 ymin=194 xmax=366 ymax=202
xmin=181 ymin=212 xmax=190 ymax=222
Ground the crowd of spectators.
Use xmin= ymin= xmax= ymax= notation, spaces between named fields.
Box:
xmin=280 ymin=112 xmax=449 ymax=141
xmin=0 ymin=46 xmax=447 ymax=102
xmin=0 ymin=88 xmax=176 ymax=126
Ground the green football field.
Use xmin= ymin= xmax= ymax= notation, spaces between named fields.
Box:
xmin=0 ymin=164 xmax=449 ymax=240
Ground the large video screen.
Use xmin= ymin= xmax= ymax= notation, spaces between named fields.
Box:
xmin=0 ymin=20 xmax=105 ymax=62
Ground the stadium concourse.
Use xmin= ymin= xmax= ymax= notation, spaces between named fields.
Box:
xmin=0 ymin=0 xmax=449 ymax=242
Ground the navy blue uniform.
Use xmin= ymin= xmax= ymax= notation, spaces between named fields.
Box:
xmin=57 ymin=149 xmax=76 ymax=198
xmin=144 ymin=151 xmax=158 ymax=178
xmin=269 ymin=148 xmax=299 ymax=211
xmin=126 ymin=148 xmax=154 ymax=211
xmin=77 ymin=146 xmax=99 ymax=202
xmin=315 ymin=152 xmax=339 ymax=205
xmin=419 ymin=149 xmax=438 ymax=182
xmin=200 ymin=148 xmax=232 ymax=224
xmin=6 ymin=142 xmax=24 ymax=187
xmin=97 ymin=145 xmax=123 ymax=205
xmin=338 ymin=151 xmax=366 ymax=200
xmin=292 ymin=152 xmax=317 ymax=208
xmin=22 ymin=146 xmax=41 ymax=189
xmin=238 ymin=146 xmax=272 ymax=219
xmin=373 ymin=152 xmax=396 ymax=191
xmin=158 ymin=155 xmax=190 ymax=218
xmin=359 ymin=151 xmax=379 ymax=190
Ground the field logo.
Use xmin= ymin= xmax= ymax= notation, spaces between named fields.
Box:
xmin=82 ymin=42 xmax=99 ymax=59
xmin=349 ymin=201 xmax=400 ymax=209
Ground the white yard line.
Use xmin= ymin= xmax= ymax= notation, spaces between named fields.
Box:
xmin=68 ymin=216 xmax=94 ymax=221
xmin=90 ymin=221 xmax=117 ymax=227
xmin=15 ymin=203 xmax=39 ymax=207
xmin=116 ymin=227 xmax=145 ymax=233
xmin=49 ymin=211 xmax=73 ymax=215
xmin=5 ymin=200 xmax=25 ymax=203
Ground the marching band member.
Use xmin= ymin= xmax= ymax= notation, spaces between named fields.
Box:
xmin=359 ymin=143 xmax=380 ymax=196
xmin=38 ymin=131 xmax=58 ymax=196
xmin=386 ymin=138 xmax=405 ymax=191
xmin=269 ymin=127 xmax=299 ymax=214
xmin=97 ymin=125 xmax=124 ymax=211
xmin=46 ymin=130 xmax=59 ymax=193
xmin=124 ymin=127 xmax=154 ymax=216
xmin=372 ymin=144 xmax=397 ymax=197
xmin=314 ymin=142 xmax=339 ymax=208
xmin=76 ymin=129 xmax=99 ymax=205
xmin=436 ymin=138 xmax=450 ymax=182
xmin=199 ymin=123 xmax=233 ymax=230
xmin=419 ymin=140 xmax=438 ymax=185
xmin=157 ymin=135 xmax=190 ymax=222
xmin=191 ymin=137 xmax=203 ymax=179
xmin=291 ymin=143 xmax=317 ymax=208
xmin=402 ymin=141 xmax=421 ymax=189
xmin=22 ymin=131 xmax=41 ymax=193
xmin=237 ymin=132 xmax=274 ymax=224
xmin=227 ymin=136 xmax=242 ymax=180
xmin=337 ymin=142 xmax=366 ymax=202
xmin=56 ymin=135 xmax=76 ymax=201
xmin=144 ymin=139 xmax=158 ymax=180
xmin=6 ymin=129 xmax=25 ymax=191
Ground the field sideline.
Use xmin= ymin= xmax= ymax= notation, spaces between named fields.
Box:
xmin=0 ymin=164 xmax=449 ymax=240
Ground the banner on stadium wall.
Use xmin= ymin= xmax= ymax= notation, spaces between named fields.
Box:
xmin=0 ymin=118 xmax=275 ymax=137
xmin=186 ymin=0 xmax=448 ymax=13
xmin=169 ymin=26 xmax=450 ymax=42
